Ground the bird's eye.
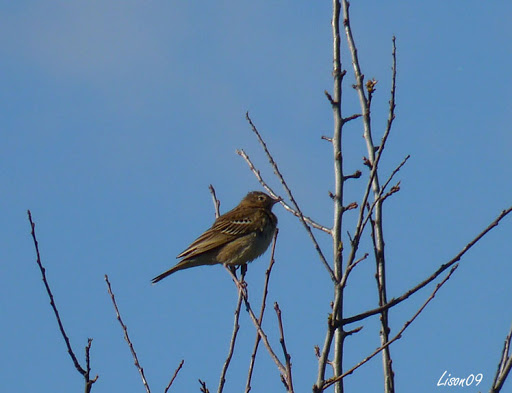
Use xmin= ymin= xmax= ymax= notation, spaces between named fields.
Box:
xmin=258 ymin=195 xmax=265 ymax=201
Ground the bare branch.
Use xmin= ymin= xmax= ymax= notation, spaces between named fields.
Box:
xmin=380 ymin=182 xmax=401 ymax=202
xmin=324 ymin=90 xmax=336 ymax=106
xmin=350 ymin=155 xmax=409 ymax=263
xmin=342 ymin=113 xmax=362 ymax=123
xmin=199 ymin=379 xmax=210 ymax=393
xmin=27 ymin=210 xmax=98 ymax=392
xmin=236 ymin=149 xmax=332 ymax=235
xmin=316 ymin=0 xmax=347 ymax=390
xmin=243 ymin=111 xmax=337 ymax=241
xmin=345 ymin=326 xmax=363 ymax=336
xmin=28 ymin=210 xmax=85 ymax=374
xmin=226 ymin=267 xmax=288 ymax=385
xmin=274 ymin=303 xmax=294 ymax=392
xmin=244 ymin=295 xmax=288 ymax=383
xmin=491 ymin=323 xmax=512 ymax=393
xmin=343 ymin=170 xmax=362 ymax=181
xmin=339 ymin=253 xmax=368 ymax=290
xmin=246 ymin=230 xmax=279 ymax=392
xmin=386 ymin=36 xmax=398 ymax=141
xmin=217 ymin=290 xmax=243 ymax=393
xmin=84 ymin=339 xmax=98 ymax=393
xmin=322 ymin=264 xmax=459 ymax=390
xmin=164 ymin=360 xmax=184 ymax=393
xmin=314 ymin=318 xmax=336 ymax=393
xmin=380 ymin=156 xmax=409 ymax=197
xmin=343 ymin=206 xmax=512 ymax=325
xmin=344 ymin=41 xmax=402 ymax=274
xmin=340 ymin=18 xmax=401 ymax=392
xmin=105 ymin=275 xmax=151 ymax=393
xmin=208 ymin=184 xmax=221 ymax=219
xmin=237 ymin=147 xmax=335 ymax=283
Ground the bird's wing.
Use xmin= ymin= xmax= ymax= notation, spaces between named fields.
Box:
xmin=176 ymin=208 xmax=260 ymax=260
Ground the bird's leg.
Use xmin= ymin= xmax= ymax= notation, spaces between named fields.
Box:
xmin=240 ymin=263 xmax=247 ymax=282
xmin=224 ymin=264 xmax=248 ymax=298
xmin=238 ymin=264 xmax=248 ymax=297
xmin=229 ymin=265 xmax=238 ymax=279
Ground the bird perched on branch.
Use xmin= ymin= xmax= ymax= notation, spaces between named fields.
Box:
xmin=152 ymin=191 xmax=280 ymax=283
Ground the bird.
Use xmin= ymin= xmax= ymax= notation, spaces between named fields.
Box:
xmin=152 ymin=191 xmax=280 ymax=283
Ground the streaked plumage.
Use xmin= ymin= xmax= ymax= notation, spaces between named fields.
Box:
xmin=152 ymin=191 xmax=279 ymax=283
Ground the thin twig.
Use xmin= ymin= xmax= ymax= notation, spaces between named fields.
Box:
xmin=274 ymin=303 xmax=294 ymax=392
xmin=344 ymin=39 xmax=401 ymax=273
xmin=84 ymin=339 xmax=98 ymax=393
xmin=105 ymin=275 xmax=151 ymax=393
xmin=344 ymin=170 xmax=362 ymax=181
xmin=339 ymin=253 xmax=368 ymax=290
xmin=342 ymin=206 xmax=512 ymax=325
xmin=380 ymin=155 xmax=408 ymax=197
xmin=27 ymin=210 xmax=99 ymax=392
xmin=237 ymin=145 xmax=335 ymax=282
xmin=351 ymin=155 xmax=409 ymax=265
xmin=322 ymin=264 xmax=459 ymax=390
xmin=28 ymin=210 xmax=85 ymax=375
xmin=244 ymin=111 xmax=337 ymax=248
xmin=342 ymin=113 xmax=361 ymax=123
xmin=227 ymin=268 xmax=288 ymax=384
xmin=164 ymin=360 xmax=184 ymax=393
xmin=242 ymin=295 xmax=288 ymax=385
xmin=246 ymin=230 xmax=279 ymax=393
xmin=491 ymin=323 xmax=512 ymax=393
xmin=199 ymin=379 xmax=210 ymax=393
xmin=236 ymin=149 xmax=331 ymax=235
xmin=209 ymin=184 xmax=221 ymax=218
xmin=342 ymin=17 xmax=399 ymax=392
xmin=217 ymin=290 xmax=243 ymax=393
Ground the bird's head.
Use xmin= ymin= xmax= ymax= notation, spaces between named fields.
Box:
xmin=241 ymin=191 xmax=281 ymax=209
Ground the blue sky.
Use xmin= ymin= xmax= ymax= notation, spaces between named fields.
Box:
xmin=1 ymin=1 xmax=511 ymax=392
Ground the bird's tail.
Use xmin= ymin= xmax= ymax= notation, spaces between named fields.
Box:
xmin=151 ymin=268 xmax=176 ymax=284
xmin=151 ymin=259 xmax=204 ymax=284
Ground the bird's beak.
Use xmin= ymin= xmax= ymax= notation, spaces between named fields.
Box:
xmin=271 ymin=195 xmax=282 ymax=205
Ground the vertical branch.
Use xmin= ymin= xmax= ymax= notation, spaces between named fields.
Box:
xmin=217 ymin=291 xmax=243 ymax=393
xmin=342 ymin=2 xmax=396 ymax=392
xmin=331 ymin=0 xmax=346 ymax=392
xmin=491 ymin=323 xmax=512 ymax=393
xmin=84 ymin=339 xmax=97 ymax=393
xmin=208 ymin=184 xmax=221 ymax=218
xmin=209 ymin=184 xmax=245 ymax=393
xmin=246 ymin=230 xmax=279 ymax=393
xmin=324 ymin=264 xmax=459 ymax=389
xmin=274 ymin=303 xmax=294 ymax=393
xmin=316 ymin=0 xmax=346 ymax=391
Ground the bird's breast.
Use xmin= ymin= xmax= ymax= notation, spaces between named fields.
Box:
xmin=217 ymin=224 xmax=276 ymax=266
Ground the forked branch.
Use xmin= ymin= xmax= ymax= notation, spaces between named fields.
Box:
xmin=322 ymin=264 xmax=459 ymax=390
xmin=491 ymin=323 xmax=512 ymax=393
xmin=342 ymin=206 xmax=512 ymax=325
xmin=27 ymin=210 xmax=98 ymax=393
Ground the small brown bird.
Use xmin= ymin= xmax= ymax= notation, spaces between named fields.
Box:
xmin=152 ymin=191 xmax=280 ymax=283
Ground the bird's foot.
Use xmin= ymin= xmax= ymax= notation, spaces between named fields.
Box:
xmin=227 ymin=264 xmax=248 ymax=298
xmin=235 ymin=279 xmax=248 ymax=298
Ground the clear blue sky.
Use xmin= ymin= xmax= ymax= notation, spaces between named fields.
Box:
xmin=1 ymin=1 xmax=511 ymax=392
